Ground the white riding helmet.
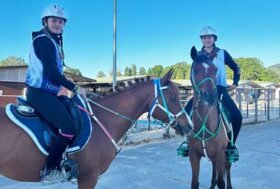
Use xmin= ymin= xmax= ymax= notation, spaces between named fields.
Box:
xmin=41 ymin=4 xmax=68 ymax=21
xmin=200 ymin=26 xmax=217 ymax=40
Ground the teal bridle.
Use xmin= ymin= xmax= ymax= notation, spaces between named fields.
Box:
xmin=148 ymin=79 xmax=192 ymax=130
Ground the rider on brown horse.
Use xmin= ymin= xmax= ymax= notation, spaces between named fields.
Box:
xmin=26 ymin=4 xmax=80 ymax=183
xmin=178 ymin=26 xmax=242 ymax=162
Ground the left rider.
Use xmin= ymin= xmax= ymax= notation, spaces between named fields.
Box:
xmin=26 ymin=4 xmax=79 ymax=183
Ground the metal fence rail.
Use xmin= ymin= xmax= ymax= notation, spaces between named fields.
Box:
xmin=238 ymin=96 xmax=280 ymax=124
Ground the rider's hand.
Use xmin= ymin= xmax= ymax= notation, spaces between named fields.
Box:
xmin=71 ymin=85 xmax=86 ymax=97
xmin=57 ymin=86 xmax=71 ymax=97
xmin=227 ymin=85 xmax=237 ymax=91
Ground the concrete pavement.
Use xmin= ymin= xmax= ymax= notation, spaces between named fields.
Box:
xmin=0 ymin=120 xmax=279 ymax=189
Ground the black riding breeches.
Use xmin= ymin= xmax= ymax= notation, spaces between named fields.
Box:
xmin=26 ymin=86 xmax=77 ymax=139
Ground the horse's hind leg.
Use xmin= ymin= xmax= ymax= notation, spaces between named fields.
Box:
xmin=190 ymin=154 xmax=201 ymax=189
xmin=226 ymin=162 xmax=232 ymax=189
xmin=210 ymin=161 xmax=217 ymax=189
xmin=215 ymin=152 xmax=226 ymax=189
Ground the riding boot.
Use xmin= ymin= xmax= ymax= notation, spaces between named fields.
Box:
xmin=177 ymin=140 xmax=189 ymax=157
xmin=41 ymin=135 xmax=73 ymax=185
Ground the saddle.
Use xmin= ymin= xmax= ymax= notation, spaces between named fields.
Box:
xmin=219 ymin=100 xmax=232 ymax=133
xmin=5 ymin=94 xmax=93 ymax=156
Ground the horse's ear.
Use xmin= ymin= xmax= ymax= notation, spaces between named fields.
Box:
xmin=190 ymin=46 xmax=197 ymax=61
xmin=162 ymin=68 xmax=174 ymax=85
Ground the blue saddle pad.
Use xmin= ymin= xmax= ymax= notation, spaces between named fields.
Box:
xmin=5 ymin=94 xmax=93 ymax=156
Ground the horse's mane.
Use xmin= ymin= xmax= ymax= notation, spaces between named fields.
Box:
xmin=94 ymin=76 xmax=151 ymax=99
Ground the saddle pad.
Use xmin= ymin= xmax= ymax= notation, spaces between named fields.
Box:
xmin=5 ymin=94 xmax=93 ymax=156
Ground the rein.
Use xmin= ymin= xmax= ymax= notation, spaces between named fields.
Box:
xmin=76 ymin=78 xmax=190 ymax=154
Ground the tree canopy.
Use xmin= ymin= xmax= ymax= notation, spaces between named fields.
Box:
xmin=0 ymin=56 xmax=27 ymax=66
xmin=64 ymin=67 xmax=82 ymax=76
xmin=1 ymin=56 xmax=279 ymax=82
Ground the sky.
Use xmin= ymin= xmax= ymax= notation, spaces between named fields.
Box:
xmin=0 ymin=0 xmax=280 ymax=78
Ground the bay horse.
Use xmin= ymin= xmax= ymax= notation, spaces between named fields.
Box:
xmin=188 ymin=47 xmax=232 ymax=189
xmin=0 ymin=69 xmax=190 ymax=189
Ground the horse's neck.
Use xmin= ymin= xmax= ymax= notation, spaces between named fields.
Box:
xmin=91 ymin=83 xmax=153 ymax=142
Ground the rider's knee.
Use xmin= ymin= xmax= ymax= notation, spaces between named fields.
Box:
xmin=236 ymin=111 xmax=242 ymax=124
xmin=232 ymin=108 xmax=242 ymax=124
xmin=58 ymin=132 xmax=74 ymax=145
xmin=61 ymin=122 xmax=77 ymax=138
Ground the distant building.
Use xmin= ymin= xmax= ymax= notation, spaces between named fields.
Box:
xmin=0 ymin=65 xmax=95 ymax=106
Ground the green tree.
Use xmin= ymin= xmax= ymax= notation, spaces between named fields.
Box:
xmin=176 ymin=69 xmax=184 ymax=79
xmin=64 ymin=67 xmax=82 ymax=76
xmin=124 ymin=66 xmax=131 ymax=76
xmin=109 ymin=68 xmax=122 ymax=77
xmin=161 ymin=62 xmax=191 ymax=79
xmin=235 ymin=58 xmax=264 ymax=81
xmin=0 ymin=56 xmax=27 ymax=66
xmin=147 ymin=68 xmax=151 ymax=75
xmin=139 ymin=67 xmax=146 ymax=75
xmin=225 ymin=57 xmax=280 ymax=82
xmin=117 ymin=70 xmax=123 ymax=77
xmin=149 ymin=65 xmax=163 ymax=77
xmin=96 ymin=71 xmax=106 ymax=78
xmin=131 ymin=64 xmax=137 ymax=76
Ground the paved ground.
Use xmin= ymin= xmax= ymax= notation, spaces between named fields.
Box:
xmin=0 ymin=120 xmax=280 ymax=189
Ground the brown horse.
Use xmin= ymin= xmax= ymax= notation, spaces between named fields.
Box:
xmin=188 ymin=47 xmax=232 ymax=189
xmin=0 ymin=70 xmax=190 ymax=189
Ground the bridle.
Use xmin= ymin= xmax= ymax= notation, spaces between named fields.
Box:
xmin=148 ymin=79 xmax=191 ymax=129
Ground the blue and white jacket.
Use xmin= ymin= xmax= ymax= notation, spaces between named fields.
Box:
xmin=199 ymin=47 xmax=240 ymax=87
xmin=26 ymin=30 xmax=75 ymax=94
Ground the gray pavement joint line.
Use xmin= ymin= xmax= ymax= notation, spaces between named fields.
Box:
xmin=245 ymin=149 xmax=280 ymax=156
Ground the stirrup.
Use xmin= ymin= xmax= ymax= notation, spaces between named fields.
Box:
xmin=225 ymin=147 xmax=239 ymax=163
xmin=177 ymin=141 xmax=189 ymax=157
xmin=60 ymin=159 xmax=79 ymax=184
xmin=40 ymin=167 xmax=65 ymax=186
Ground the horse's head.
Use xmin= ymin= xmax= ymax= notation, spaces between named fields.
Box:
xmin=148 ymin=69 xmax=191 ymax=135
xmin=190 ymin=46 xmax=218 ymax=106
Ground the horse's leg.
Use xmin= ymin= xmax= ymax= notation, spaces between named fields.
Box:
xmin=189 ymin=153 xmax=201 ymax=189
xmin=210 ymin=161 xmax=217 ymax=189
xmin=215 ymin=151 xmax=226 ymax=189
xmin=78 ymin=173 xmax=99 ymax=189
xmin=225 ymin=162 xmax=232 ymax=189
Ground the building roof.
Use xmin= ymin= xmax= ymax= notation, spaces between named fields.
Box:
xmin=255 ymin=82 xmax=280 ymax=88
xmin=238 ymin=80 xmax=263 ymax=88
xmin=94 ymin=75 xmax=148 ymax=84
xmin=64 ymin=72 xmax=96 ymax=83
xmin=0 ymin=65 xmax=28 ymax=69
xmin=0 ymin=65 xmax=96 ymax=83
